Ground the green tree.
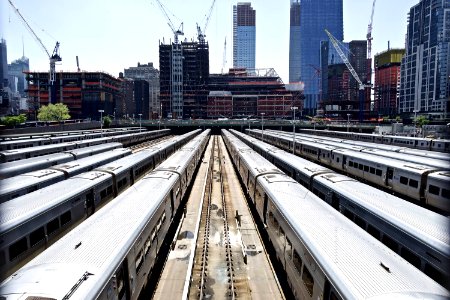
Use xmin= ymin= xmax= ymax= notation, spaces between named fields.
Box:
xmin=103 ymin=115 xmax=112 ymax=128
xmin=0 ymin=114 xmax=27 ymax=127
xmin=416 ymin=115 xmax=429 ymax=128
xmin=37 ymin=103 xmax=71 ymax=121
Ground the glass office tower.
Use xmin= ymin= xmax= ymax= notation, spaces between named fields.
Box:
xmin=233 ymin=2 xmax=256 ymax=70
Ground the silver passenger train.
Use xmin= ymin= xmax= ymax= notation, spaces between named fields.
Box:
xmin=247 ymin=129 xmax=450 ymax=212
xmin=0 ymin=129 xmax=170 ymax=162
xmin=0 ymin=142 xmax=123 ymax=179
xmin=0 ymin=130 xmax=210 ymax=299
xmin=0 ymin=130 xmax=201 ymax=281
xmin=230 ymin=129 xmax=450 ymax=289
xmin=222 ymin=130 xmax=449 ymax=300
xmin=0 ymin=148 xmax=132 ymax=203
xmin=0 ymin=128 xmax=141 ymax=150
xmin=299 ymin=128 xmax=450 ymax=153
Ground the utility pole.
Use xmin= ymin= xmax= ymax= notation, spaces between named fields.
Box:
xmin=138 ymin=113 xmax=142 ymax=132
xmin=347 ymin=113 xmax=351 ymax=132
xmin=291 ymin=107 xmax=298 ymax=154
xmin=99 ymin=110 xmax=104 ymax=137
xmin=413 ymin=110 xmax=419 ymax=137
xmin=261 ymin=113 xmax=265 ymax=141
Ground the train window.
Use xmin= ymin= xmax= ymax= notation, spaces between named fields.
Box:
xmin=369 ymin=167 xmax=375 ymax=174
xmin=27 ymin=185 xmax=38 ymax=193
xmin=424 ymin=263 xmax=445 ymax=285
xmin=353 ymin=163 xmax=358 ymax=169
xmin=400 ymin=247 xmax=421 ymax=269
xmin=399 ymin=176 xmax=408 ymax=185
xmin=382 ymin=234 xmax=398 ymax=252
xmin=343 ymin=209 xmax=354 ymax=220
xmin=376 ymin=169 xmax=382 ymax=176
xmin=60 ymin=211 xmax=72 ymax=226
xmin=409 ymin=179 xmax=418 ymax=188
xmin=151 ymin=227 xmax=157 ymax=242
xmin=358 ymin=164 xmax=363 ymax=170
xmin=286 ymin=238 xmax=292 ymax=258
xmin=442 ymin=189 xmax=450 ymax=200
xmin=367 ymin=224 xmax=380 ymax=240
xmin=349 ymin=161 xmax=353 ymax=167
xmin=30 ymin=227 xmax=46 ymax=247
xmin=100 ymin=188 xmax=108 ymax=200
xmin=336 ymin=157 xmax=340 ymax=163
xmin=293 ymin=249 xmax=302 ymax=272
xmin=46 ymin=218 xmax=60 ymax=235
xmin=428 ymin=185 xmax=440 ymax=195
xmin=302 ymin=265 xmax=314 ymax=297
xmin=135 ymin=250 xmax=144 ymax=274
xmin=280 ymin=227 xmax=285 ymax=238
xmin=0 ymin=251 xmax=5 ymax=267
xmin=145 ymin=237 xmax=151 ymax=256
xmin=354 ymin=215 xmax=366 ymax=229
xmin=9 ymin=237 xmax=28 ymax=261
xmin=364 ymin=165 xmax=369 ymax=172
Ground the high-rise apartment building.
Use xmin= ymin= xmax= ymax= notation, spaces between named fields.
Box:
xmin=289 ymin=0 xmax=343 ymax=116
xmin=399 ymin=0 xmax=450 ymax=119
xmin=233 ymin=2 xmax=256 ymax=70
xmin=374 ymin=49 xmax=404 ymax=118
xmin=0 ymin=39 xmax=8 ymax=89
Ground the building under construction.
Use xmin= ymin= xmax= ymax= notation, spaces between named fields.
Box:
xmin=374 ymin=48 xmax=404 ymax=118
xmin=25 ymin=71 xmax=120 ymax=120
xmin=159 ymin=41 xmax=209 ymax=119
xmin=207 ymin=68 xmax=303 ymax=119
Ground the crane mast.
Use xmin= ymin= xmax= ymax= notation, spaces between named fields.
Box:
xmin=367 ymin=0 xmax=376 ymax=59
xmin=8 ymin=0 xmax=62 ymax=104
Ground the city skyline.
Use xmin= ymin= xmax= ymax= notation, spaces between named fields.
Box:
xmin=1 ymin=0 xmax=418 ymax=84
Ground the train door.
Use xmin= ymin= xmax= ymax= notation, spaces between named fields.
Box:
xmin=114 ymin=259 xmax=131 ymax=300
xmin=85 ymin=190 xmax=95 ymax=217
xmin=342 ymin=156 xmax=347 ymax=170
xmin=170 ymin=190 xmax=175 ymax=218
xmin=130 ymin=169 xmax=135 ymax=186
xmin=263 ymin=194 xmax=268 ymax=225
xmin=385 ymin=167 xmax=394 ymax=187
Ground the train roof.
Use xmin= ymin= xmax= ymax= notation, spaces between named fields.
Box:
xmin=0 ymin=172 xmax=112 ymax=234
xmin=257 ymin=172 xmax=449 ymax=298
xmin=0 ymin=153 xmax=74 ymax=179
xmin=313 ymin=172 xmax=450 ymax=255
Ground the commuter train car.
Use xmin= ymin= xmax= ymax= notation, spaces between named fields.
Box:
xmin=0 ymin=130 xmax=201 ymax=280
xmin=0 ymin=142 xmax=123 ymax=179
xmin=0 ymin=129 xmax=169 ymax=162
xmin=222 ymin=130 xmax=449 ymax=299
xmin=0 ymin=148 xmax=132 ymax=203
xmin=300 ymin=128 xmax=450 ymax=152
xmin=246 ymin=129 xmax=450 ymax=212
xmin=231 ymin=129 xmax=450 ymax=288
xmin=0 ymin=130 xmax=210 ymax=299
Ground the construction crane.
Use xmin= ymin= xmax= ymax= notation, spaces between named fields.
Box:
xmin=76 ymin=56 xmax=80 ymax=72
xmin=367 ymin=0 xmax=376 ymax=60
xmin=155 ymin=0 xmax=184 ymax=44
xmin=325 ymin=29 xmax=371 ymax=123
xmin=196 ymin=0 xmax=216 ymax=44
xmin=222 ymin=37 xmax=227 ymax=74
xmin=8 ymin=0 xmax=62 ymax=104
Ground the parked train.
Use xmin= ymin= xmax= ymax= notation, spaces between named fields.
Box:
xmin=0 ymin=142 xmax=123 ymax=179
xmin=0 ymin=130 xmax=210 ymax=299
xmin=269 ymin=129 xmax=450 ymax=164
xmin=230 ymin=129 xmax=450 ymax=288
xmin=247 ymin=129 xmax=450 ymax=212
xmin=0 ymin=129 xmax=169 ymax=162
xmin=0 ymin=148 xmax=132 ymax=203
xmin=0 ymin=130 xmax=201 ymax=281
xmin=299 ymin=128 xmax=450 ymax=153
xmin=222 ymin=130 xmax=448 ymax=299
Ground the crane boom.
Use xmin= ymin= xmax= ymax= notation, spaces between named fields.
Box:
xmin=325 ymin=29 xmax=366 ymax=89
xmin=367 ymin=0 xmax=376 ymax=58
xmin=155 ymin=0 xmax=183 ymax=44
xmin=197 ymin=0 xmax=216 ymax=43
xmin=8 ymin=0 xmax=51 ymax=58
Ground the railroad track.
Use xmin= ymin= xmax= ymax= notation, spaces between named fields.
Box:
xmin=129 ymin=135 xmax=173 ymax=152
xmin=190 ymin=136 xmax=249 ymax=299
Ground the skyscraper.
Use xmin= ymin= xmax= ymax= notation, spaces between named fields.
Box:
xmin=233 ymin=2 xmax=256 ymax=70
xmin=8 ymin=56 xmax=30 ymax=96
xmin=399 ymin=0 xmax=450 ymax=119
xmin=289 ymin=0 xmax=343 ymax=116
xmin=0 ymin=39 xmax=8 ymax=89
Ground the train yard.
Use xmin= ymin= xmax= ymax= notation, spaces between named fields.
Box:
xmin=0 ymin=127 xmax=448 ymax=299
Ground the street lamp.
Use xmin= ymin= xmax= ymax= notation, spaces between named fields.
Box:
xmin=261 ymin=113 xmax=265 ymax=141
xmin=138 ymin=113 xmax=142 ymax=132
xmin=159 ymin=103 xmax=162 ymax=130
xmin=413 ymin=109 xmax=419 ymax=137
xmin=347 ymin=113 xmax=351 ymax=132
xmin=291 ymin=106 xmax=298 ymax=154
xmin=98 ymin=110 xmax=104 ymax=137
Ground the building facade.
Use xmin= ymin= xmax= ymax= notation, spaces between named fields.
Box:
xmin=26 ymin=71 xmax=120 ymax=120
xmin=233 ymin=2 xmax=256 ymax=70
xmin=399 ymin=0 xmax=450 ymax=119
xmin=124 ymin=62 xmax=159 ymax=119
xmin=0 ymin=39 xmax=7 ymax=89
xmin=374 ymin=49 xmax=404 ymax=118
xmin=159 ymin=41 xmax=209 ymax=119
xmin=289 ymin=0 xmax=343 ymax=116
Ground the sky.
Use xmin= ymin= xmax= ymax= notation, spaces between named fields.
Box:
xmin=1 ymin=0 xmax=419 ymax=84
